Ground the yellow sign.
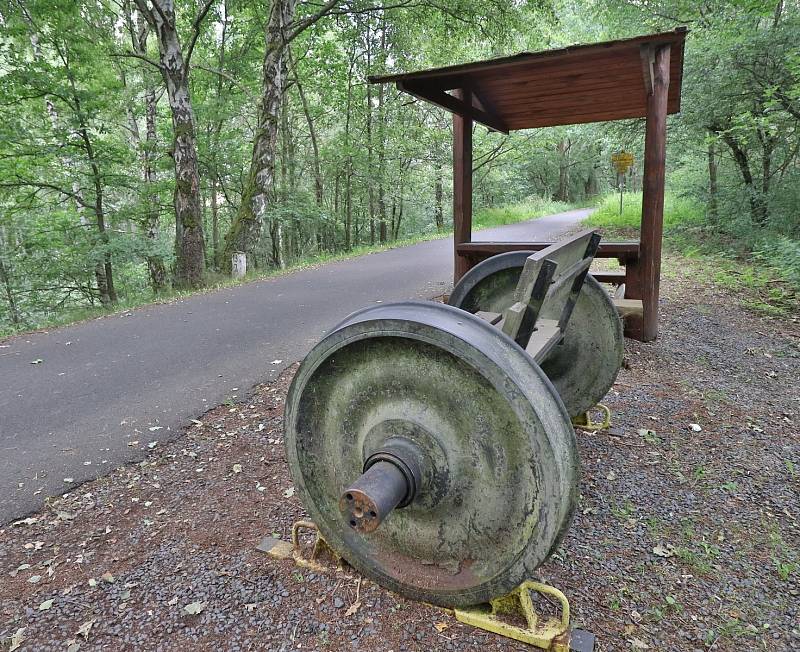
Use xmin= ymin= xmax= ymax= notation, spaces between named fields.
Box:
xmin=611 ymin=151 xmax=634 ymax=174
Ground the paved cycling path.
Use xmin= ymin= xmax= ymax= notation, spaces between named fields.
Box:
xmin=0 ymin=208 xmax=590 ymax=522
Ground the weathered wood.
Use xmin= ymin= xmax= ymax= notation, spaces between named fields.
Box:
xmin=398 ymin=81 xmax=508 ymax=133
xmin=627 ymin=44 xmax=670 ymax=342
xmin=639 ymin=44 xmax=655 ymax=96
xmin=613 ymin=298 xmax=644 ymax=318
xmin=457 ymin=240 xmax=639 ymax=261
xmin=526 ymin=319 xmax=562 ymax=363
xmin=591 ymin=269 xmax=626 ymax=284
xmin=501 ymin=230 xmax=598 ymax=347
xmin=453 ymin=89 xmax=472 ymax=284
xmin=370 ymin=30 xmax=686 ymax=130
xmin=475 ymin=310 xmax=502 ymax=325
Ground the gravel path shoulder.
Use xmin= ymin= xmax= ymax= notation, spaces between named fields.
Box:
xmin=1 ymin=254 xmax=798 ymax=652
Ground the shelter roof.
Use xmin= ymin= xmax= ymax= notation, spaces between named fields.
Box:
xmin=369 ymin=29 xmax=687 ymax=133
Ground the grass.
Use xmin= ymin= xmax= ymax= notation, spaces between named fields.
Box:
xmin=0 ymin=197 xmax=577 ymax=339
xmin=585 ymin=191 xmax=799 ymax=316
xmin=585 ymin=191 xmax=701 ymax=232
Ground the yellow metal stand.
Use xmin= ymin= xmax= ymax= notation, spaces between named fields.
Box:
xmin=455 ymin=581 xmax=575 ymax=651
xmin=571 ymin=403 xmax=611 ymax=431
xmin=290 ymin=520 xmax=340 ymax=572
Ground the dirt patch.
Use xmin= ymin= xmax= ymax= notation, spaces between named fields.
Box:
xmin=1 ymin=255 xmax=798 ymax=652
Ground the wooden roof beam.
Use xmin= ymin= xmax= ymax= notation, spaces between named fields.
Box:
xmin=640 ymin=44 xmax=655 ymax=96
xmin=397 ymin=80 xmax=509 ymax=134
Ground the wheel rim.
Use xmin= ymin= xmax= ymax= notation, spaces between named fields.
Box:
xmin=539 ymin=275 xmax=624 ymax=417
xmin=449 ymin=255 xmax=623 ymax=417
xmin=285 ymin=302 xmax=578 ymax=607
xmin=448 ymin=251 xmax=534 ymax=313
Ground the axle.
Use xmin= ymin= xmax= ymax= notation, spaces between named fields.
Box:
xmin=339 ymin=438 xmax=423 ymax=534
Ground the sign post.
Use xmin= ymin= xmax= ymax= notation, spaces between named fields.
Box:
xmin=611 ymin=151 xmax=635 ymax=215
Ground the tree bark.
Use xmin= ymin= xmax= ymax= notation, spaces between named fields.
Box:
xmin=343 ymin=40 xmax=356 ymax=251
xmin=221 ymin=0 xmax=296 ymax=272
xmin=0 ymin=227 xmax=21 ymax=326
xmin=434 ymin=164 xmax=444 ymax=232
xmin=364 ymin=24 xmax=376 ymax=246
xmin=721 ymin=132 xmax=767 ymax=226
xmin=707 ymin=136 xmax=718 ymax=222
xmin=291 ymin=51 xmax=323 ymax=207
xmin=142 ymin=86 xmax=168 ymax=291
xmin=376 ymin=17 xmax=387 ymax=244
xmin=135 ymin=0 xmax=207 ymax=288
xmin=554 ymin=138 xmax=571 ymax=202
xmin=126 ymin=8 xmax=169 ymax=292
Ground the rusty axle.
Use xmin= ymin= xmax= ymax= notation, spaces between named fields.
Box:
xmin=339 ymin=439 xmax=424 ymax=534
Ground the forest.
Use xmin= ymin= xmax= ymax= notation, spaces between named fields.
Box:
xmin=1 ymin=0 xmax=798 ymax=334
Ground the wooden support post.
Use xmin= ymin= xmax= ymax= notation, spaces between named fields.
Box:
xmin=626 ymin=44 xmax=670 ymax=341
xmin=453 ymin=88 xmax=473 ymax=285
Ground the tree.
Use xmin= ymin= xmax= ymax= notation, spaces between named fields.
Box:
xmin=220 ymin=0 xmax=338 ymax=272
xmin=131 ymin=0 xmax=213 ymax=288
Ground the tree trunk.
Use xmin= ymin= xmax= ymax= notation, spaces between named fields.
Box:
xmin=376 ymin=18 xmax=387 ymax=244
xmin=209 ymin=0 xmax=228 ymax=271
xmin=757 ymin=128 xmax=775 ymax=224
xmin=128 ymin=10 xmax=169 ymax=292
xmin=75 ymin=104 xmax=116 ymax=303
xmin=143 ymin=86 xmax=168 ymax=291
xmin=221 ymin=0 xmax=296 ymax=272
xmin=364 ymin=27 xmax=376 ymax=246
xmin=707 ymin=136 xmax=718 ymax=222
xmin=343 ymin=42 xmax=356 ymax=251
xmin=291 ymin=52 xmax=323 ymax=206
xmin=138 ymin=0 xmax=207 ymax=288
xmin=211 ymin=175 xmax=220 ymax=268
xmin=554 ymin=138 xmax=571 ymax=202
xmin=0 ymin=228 xmax=21 ymax=326
xmin=722 ymin=133 xmax=767 ymax=226
xmin=434 ymin=165 xmax=444 ymax=232
xmin=584 ymin=163 xmax=599 ymax=198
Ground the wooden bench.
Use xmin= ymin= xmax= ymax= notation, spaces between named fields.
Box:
xmin=458 ymin=240 xmax=643 ymax=331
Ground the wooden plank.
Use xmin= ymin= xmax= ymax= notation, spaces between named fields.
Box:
xmin=477 ymin=79 xmax=648 ymax=107
xmin=525 ymin=319 xmax=562 ymax=363
xmin=502 ymin=231 xmax=597 ymax=346
xmin=613 ymin=298 xmax=644 ymax=318
xmin=591 ymin=269 xmax=626 ymax=284
xmin=453 ymin=89 xmax=472 ymax=284
xmin=475 ymin=310 xmax=502 ymax=325
xmin=368 ymin=30 xmax=686 ymax=85
xmin=457 ymin=241 xmax=639 ymax=260
xmin=629 ymin=43 xmax=670 ymax=342
xmin=398 ymin=81 xmax=508 ymax=133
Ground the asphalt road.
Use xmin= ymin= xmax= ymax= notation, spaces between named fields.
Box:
xmin=0 ymin=208 xmax=590 ymax=523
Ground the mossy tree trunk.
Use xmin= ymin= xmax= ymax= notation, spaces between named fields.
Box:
xmin=221 ymin=0 xmax=296 ymax=273
xmin=134 ymin=0 xmax=209 ymax=289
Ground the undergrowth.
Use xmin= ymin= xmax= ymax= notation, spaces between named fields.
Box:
xmin=586 ymin=192 xmax=799 ymax=316
xmin=1 ymin=197 xmax=577 ymax=339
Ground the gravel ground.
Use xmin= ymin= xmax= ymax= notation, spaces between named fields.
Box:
xmin=1 ymin=255 xmax=798 ymax=652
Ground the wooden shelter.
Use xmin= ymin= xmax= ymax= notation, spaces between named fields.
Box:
xmin=370 ymin=29 xmax=687 ymax=341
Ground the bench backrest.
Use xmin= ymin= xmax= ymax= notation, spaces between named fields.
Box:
xmin=501 ymin=229 xmax=600 ymax=357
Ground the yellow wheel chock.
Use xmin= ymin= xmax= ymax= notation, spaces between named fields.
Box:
xmin=454 ymin=581 xmax=594 ymax=651
xmin=571 ymin=403 xmax=611 ymax=431
xmin=290 ymin=520 xmax=340 ymax=572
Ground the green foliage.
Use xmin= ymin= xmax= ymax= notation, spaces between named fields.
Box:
xmin=2 ymin=0 xmax=800 ymax=334
xmin=474 ymin=197 xmax=574 ymax=229
xmin=586 ymin=192 xmax=703 ymax=231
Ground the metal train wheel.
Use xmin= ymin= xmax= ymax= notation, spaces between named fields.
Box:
xmin=448 ymin=250 xmax=534 ymax=314
xmin=284 ymin=302 xmax=578 ymax=607
xmin=539 ymin=275 xmax=624 ymax=417
xmin=449 ymin=255 xmax=623 ymax=418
